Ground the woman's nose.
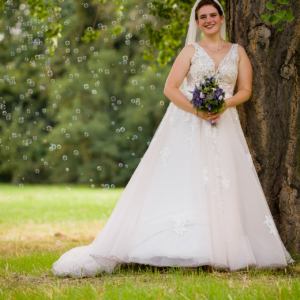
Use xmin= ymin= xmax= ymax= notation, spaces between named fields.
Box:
xmin=206 ymin=16 xmax=213 ymax=23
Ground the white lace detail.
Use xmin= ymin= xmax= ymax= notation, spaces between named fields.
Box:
xmin=160 ymin=146 xmax=172 ymax=172
xmin=232 ymin=107 xmax=239 ymax=121
xmin=169 ymin=105 xmax=181 ymax=127
xmin=246 ymin=153 xmax=254 ymax=169
xmin=152 ymin=103 xmax=172 ymax=143
xmin=184 ymin=115 xmax=200 ymax=156
xmin=203 ymin=120 xmax=230 ymax=240
xmin=186 ymin=43 xmax=239 ymax=97
xmin=203 ymin=167 xmax=209 ymax=185
xmin=222 ymin=176 xmax=230 ymax=190
xmin=173 ymin=214 xmax=187 ymax=235
xmin=263 ymin=216 xmax=278 ymax=236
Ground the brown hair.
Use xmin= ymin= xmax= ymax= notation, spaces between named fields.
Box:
xmin=195 ymin=0 xmax=223 ymax=21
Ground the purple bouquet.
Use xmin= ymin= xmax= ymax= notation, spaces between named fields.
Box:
xmin=189 ymin=74 xmax=226 ymax=126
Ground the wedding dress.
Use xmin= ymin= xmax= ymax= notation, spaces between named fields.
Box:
xmin=52 ymin=42 xmax=294 ymax=278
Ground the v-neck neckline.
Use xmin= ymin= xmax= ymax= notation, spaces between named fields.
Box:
xmin=195 ymin=42 xmax=235 ymax=74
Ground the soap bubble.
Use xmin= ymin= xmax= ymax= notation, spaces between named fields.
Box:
xmin=62 ymin=155 xmax=68 ymax=161
xmin=73 ymin=150 xmax=79 ymax=156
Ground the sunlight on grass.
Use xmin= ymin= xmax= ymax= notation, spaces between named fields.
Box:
xmin=0 ymin=184 xmax=299 ymax=300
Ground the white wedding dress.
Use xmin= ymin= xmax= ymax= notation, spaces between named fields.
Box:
xmin=52 ymin=42 xmax=294 ymax=278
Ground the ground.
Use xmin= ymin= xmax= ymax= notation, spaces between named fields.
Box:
xmin=0 ymin=184 xmax=299 ymax=299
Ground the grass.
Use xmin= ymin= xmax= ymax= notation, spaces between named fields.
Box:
xmin=0 ymin=184 xmax=299 ymax=300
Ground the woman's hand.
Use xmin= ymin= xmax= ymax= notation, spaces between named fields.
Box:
xmin=196 ymin=101 xmax=228 ymax=122
xmin=196 ymin=110 xmax=213 ymax=121
xmin=208 ymin=101 xmax=228 ymax=122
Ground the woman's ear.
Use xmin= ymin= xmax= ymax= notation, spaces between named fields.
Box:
xmin=221 ymin=15 xmax=225 ymax=24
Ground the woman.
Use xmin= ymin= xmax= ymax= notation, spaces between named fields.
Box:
xmin=52 ymin=0 xmax=294 ymax=278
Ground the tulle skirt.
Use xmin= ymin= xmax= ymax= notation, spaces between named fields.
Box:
xmin=52 ymin=90 xmax=294 ymax=278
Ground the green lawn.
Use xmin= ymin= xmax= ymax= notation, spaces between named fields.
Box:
xmin=0 ymin=184 xmax=299 ymax=300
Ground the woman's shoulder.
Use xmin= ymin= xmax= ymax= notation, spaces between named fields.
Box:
xmin=181 ymin=44 xmax=197 ymax=60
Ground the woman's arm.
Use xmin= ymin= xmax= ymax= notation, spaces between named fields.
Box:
xmin=163 ymin=45 xmax=198 ymax=116
xmin=210 ymin=44 xmax=253 ymax=122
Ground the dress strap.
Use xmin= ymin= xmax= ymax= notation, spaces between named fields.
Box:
xmin=233 ymin=44 xmax=239 ymax=62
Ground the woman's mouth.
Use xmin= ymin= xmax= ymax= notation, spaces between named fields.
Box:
xmin=205 ymin=24 xmax=215 ymax=29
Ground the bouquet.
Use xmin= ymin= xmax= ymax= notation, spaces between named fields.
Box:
xmin=189 ymin=74 xmax=226 ymax=126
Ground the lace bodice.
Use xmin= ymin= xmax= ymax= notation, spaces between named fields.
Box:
xmin=184 ymin=43 xmax=239 ymax=97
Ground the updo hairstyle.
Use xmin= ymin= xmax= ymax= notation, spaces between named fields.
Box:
xmin=195 ymin=0 xmax=223 ymax=21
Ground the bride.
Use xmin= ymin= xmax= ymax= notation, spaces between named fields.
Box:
xmin=52 ymin=0 xmax=294 ymax=278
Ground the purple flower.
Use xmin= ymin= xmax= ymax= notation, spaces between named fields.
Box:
xmin=215 ymin=89 xmax=221 ymax=97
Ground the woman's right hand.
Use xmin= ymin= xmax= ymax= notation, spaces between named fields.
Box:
xmin=196 ymin=110 xmax=217 ymax=122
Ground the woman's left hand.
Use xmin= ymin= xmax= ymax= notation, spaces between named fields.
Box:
xmin=207 ymin=102 xmax=228 ymax=122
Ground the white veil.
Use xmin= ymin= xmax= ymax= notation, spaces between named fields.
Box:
xmin=180 ymin=0 xmax=227 ymax=90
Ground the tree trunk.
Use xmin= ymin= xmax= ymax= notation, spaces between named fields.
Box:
xmin=226 ymin=0 xmax=300 ymax=254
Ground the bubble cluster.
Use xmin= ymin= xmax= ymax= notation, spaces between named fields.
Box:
xmin=0 ymin=0 xmax=163 ymax=189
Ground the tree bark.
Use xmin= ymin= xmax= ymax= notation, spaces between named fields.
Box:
xmin=226 ymin=0 xmax=300 ymax=254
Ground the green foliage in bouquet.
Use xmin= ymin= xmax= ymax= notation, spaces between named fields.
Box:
xmin=190 ymin=74 xmax=226 ymax=114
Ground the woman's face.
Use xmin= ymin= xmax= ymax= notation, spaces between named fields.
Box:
xmin=196 ymin=5 xmax=224 ymax=36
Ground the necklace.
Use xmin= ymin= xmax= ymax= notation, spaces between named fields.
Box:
xmin=203 ymin=39 xmax=224 ymax=52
